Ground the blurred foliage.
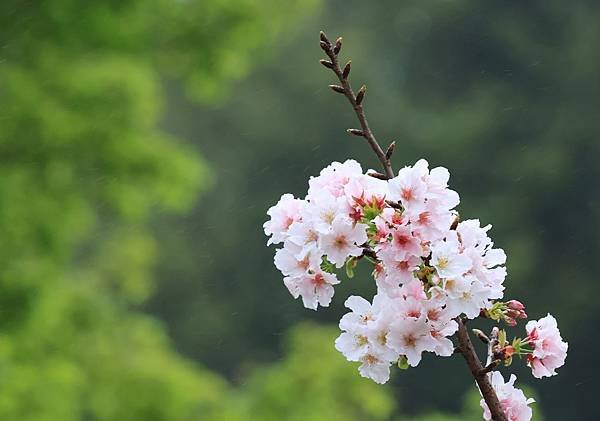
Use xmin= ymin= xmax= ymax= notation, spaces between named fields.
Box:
xmin=151 ymin=0 xmax=598 ymax=419
xmin=235 ymin=322 xmax=396 ymax=421
xmin=0 ymin=0 xmax=319 ymax=419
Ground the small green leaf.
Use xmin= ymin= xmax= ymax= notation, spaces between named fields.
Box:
xmin=345 ymin=257 xmax=357 ymax=278
xmin=320 ymin=257 xmax=336 ymax=274
xmin=397 ymin=355 xmax=409 ymax=370
xmin=498 ymin=329 xmax=507 ymax=346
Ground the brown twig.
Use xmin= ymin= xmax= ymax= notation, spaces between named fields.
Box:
xmin=319 ymin=31 xmax=395 ymax=179
xmin=480 ymin=360 xmax=502 ymax=375
xmin=456 ymin=318 xmax=507 ymax=421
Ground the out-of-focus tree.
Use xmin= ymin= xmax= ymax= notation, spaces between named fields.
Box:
xmin=234 ymin=322 xmax=396 ymax=421
xmin=0 ymin=0 xmax=318 ymax=419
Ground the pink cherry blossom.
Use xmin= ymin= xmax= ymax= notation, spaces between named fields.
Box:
xmin=388 ymin=160 xmax=428 ymax=215
xmin=319 ymin=215 xmax=368 ymax=267
xmin=308 ymin=159 xmax=363 ymax=198
xmin=525 ymin=314 xmax=568 ymax=378
xmin=265 ymin=156 xmax=565 ymax=411
xmin=480 ymin=372 xmax=535 ymax=421
xmin=293 ymin=270 xmax=340 ymax=310
xmin=274 ymin=246 xmax=319 ymax=278
xmin=387 ymin=316 xmax=436 ymax=366
xmin=263 ymin=193 xmax=304 ymax=245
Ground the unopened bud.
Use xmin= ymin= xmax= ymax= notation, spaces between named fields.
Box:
xmin=368 ymin=172 xmax=389 ymax=180
xmin=385 ymin=141 xmax=396 ymax=160
xmin=472 ymin=329 xmax=490 ymax=344
xmin=356 ymin=85 xmax=366 ymax=105
xmin=319 ymin=59 xmax=334 ymax=69
xmin=329 ymin=84 xmax=345 ymax=94
xmin=342 ymin=61 xmax=351 ymax=79
xmin=347 ymin=128 xmax=365 ymax=137
xmin=333 ymin=37 xmax=342 ymax=55
xmin=504 ymin=300 xmax=527 ymax=324
xmin=506 ymin=300 xmax=525 ymax=311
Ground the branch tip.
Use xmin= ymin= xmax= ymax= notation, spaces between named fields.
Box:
xmin=356 ymin=85 xmax=366 ymax=105
xmin=319 ymin=59 xmax=334 ymax=69
xmin=342 ymin=60 xmax=352 ymax=79
xmin=385 ymin=141 xmax=396 ymax=160
xmin=319 ymin=31 xmax=330 ymax=45
xmin=347 ymin=128 xmax=365 ymax=137
xmin=385 ymin=200 xmax=402 ymax=210
xmin=368 ymin=172 xmax=389 ymax=180
xmin=472 ymin=329 xmax=490 ymax=344
xmin=480 ymin=360 xmax=501 ymax=376
xmin=333 ymin=37 xmax=343 ymax=55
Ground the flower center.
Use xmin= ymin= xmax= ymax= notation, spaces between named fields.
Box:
xmin=312 ymin=273 xmax=326 ymax=286
xmin=401 ymin=188 xmax=414 ymax=201
xmin=334 ymin=235 xmax=348 ymax=249
xmin=437 ymin=257 xmax=449 ymax=269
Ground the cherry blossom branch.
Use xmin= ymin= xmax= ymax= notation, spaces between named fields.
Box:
xmin=317 ymin=30 xmax=509 ymax=421
xmin=456 ymin=318 xmax=507 ymax=421
xmin=319 ymin=31 xmax=395 ymax=180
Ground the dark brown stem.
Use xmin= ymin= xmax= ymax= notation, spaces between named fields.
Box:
xmin=456 ymin=318 xmax=507 ymax=421
xmin=319 ymin=32 xmax=395 ymax=179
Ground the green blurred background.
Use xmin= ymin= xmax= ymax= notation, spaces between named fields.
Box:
xmin=0 ymin=0 xmax=596 ymax=419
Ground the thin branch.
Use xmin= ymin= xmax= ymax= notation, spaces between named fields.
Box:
xmin=480 ymin=360 xmax=502 ymax=375
xmin=319 ymin=31 xmax=395 ymax=179
xmin=456 ymin=318 xmax=507 ymax=421
xmin=472 ymin=328 xmax=491 ymax=344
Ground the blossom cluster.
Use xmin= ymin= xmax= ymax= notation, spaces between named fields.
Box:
xmin=264 ymin=159 xmax=568 ymax=421
xmin=480 ymin=372 xmax=535 ymax=421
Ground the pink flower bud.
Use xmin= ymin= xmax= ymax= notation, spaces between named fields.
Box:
xmin=506 ymin=300 xmax=525 ymax=311
xmin=504 ymin=300 xmax=527 ymax=325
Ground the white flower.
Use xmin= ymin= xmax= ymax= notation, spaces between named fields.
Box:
xmin=306 ymin=191 xmax=349 ymax=234
xmin=387 ymin=316 xmax=436 ymax=367
xmin=425 ymin=165 xmax=460 ymax=210
xmin=357 ymin=351 xmax=392 ymax=384
xmin=430 ymin=239 xmax=472 ymax=279
xmin=319 ymin=215 xmax=368 ymax=267
xmin=286 ymin=219 xmax=321 ymax=260
xmin=443 ymin=277 xmax=491 ymax=319
xmin=335 ymin=330 xmax=370 ymax=362
xmin=274 ymin=244 xmax=320 ymax=277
